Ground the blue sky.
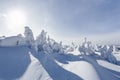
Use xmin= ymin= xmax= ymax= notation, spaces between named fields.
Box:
xmin=0 ymin=0 xmax=120 ymax=44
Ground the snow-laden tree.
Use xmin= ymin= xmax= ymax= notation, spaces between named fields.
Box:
xmin=107 ymin=46 xmax=117 ymax=64
xmin=59 ymin=41 xmax=64 ymax=53
xmin=43 ymin=44 xmax=52 ymax=54
xmin=35 ymin=30 xmax=47 ymax=52
xmin=24 ymin=26 xmax=35 ymax=48
xmin=64 ymin=46 xmax=74 ymax=53
xmin=79 ymin=44 xmax=85 ymax=55
xmin=46 ymin=37 xmax=64 ymax=54
xmin=98 ymin=45 xmax=117 ymax=64
xmin=79 ymin=38 xmax=95 ymax=55
xmin=35 ymin=30 xmax=64 ymax=54
xmin=86 ymin=41 xmax=95 ymax=55
xmin=51 ymin=42 xmax=61 ymax=53
xmin=99 ymin=45 xmax=108 ymax=59
xmin=71 ymin=42 xmax=77 ymax=50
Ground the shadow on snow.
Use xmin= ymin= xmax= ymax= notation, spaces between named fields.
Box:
xmin=0 ymin=46 xmax=31 ymax=80
xmin=31 ymin=51 xmax=83 ymax=80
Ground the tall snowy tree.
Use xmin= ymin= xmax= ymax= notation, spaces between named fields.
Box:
xmin=35 ymin=30 xmax=47 ymax=52
xmin=107 ymin=46 xmax=117 ymax=64
xmin=79 ymin=38 xmax=95 ymax=55
xmin=24 ymin=26 xmax=35 ymax=48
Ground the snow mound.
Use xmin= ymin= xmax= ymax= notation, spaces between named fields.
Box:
xmin=56 ymin=60 xmax=100 ymax=80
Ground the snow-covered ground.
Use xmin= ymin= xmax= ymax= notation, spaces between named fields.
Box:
xmin=20 ymin=52 xmax=52 ymax=80
xmin=0 ymin=46 xmax=52 ymax=80
xmin=0 ymin=46 xmax=120 ymax=80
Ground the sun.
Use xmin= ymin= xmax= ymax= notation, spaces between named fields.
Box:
xmin=7 ymin=9 xmax=26 ymax=30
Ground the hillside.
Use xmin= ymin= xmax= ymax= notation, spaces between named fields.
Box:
xmin=0 ymin=46 xmax=120 ymax=80
xmin=0 ymin=46 xmax=52 ymax=80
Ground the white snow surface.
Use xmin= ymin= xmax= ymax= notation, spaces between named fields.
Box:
xmin=20 ymin=52 xmax=52 ymax=80
xmin=55 ymin=60 xmax=100 ymax=80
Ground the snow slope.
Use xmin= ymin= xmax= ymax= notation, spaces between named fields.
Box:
xmin=20 ymin=52 xmax=52 ymax=80
xmin=55 ymin=60 xmax=100 ymax=80
xmin=0 ymin=46 xmax=120 ymax=80
xmin=37 ymin=52 xmax=120 ymax=80
xmin=54 ymin=54 xmax=120 ymax=80
xmin=0 ymin=46 xmax=52 ymax=80
xmin=0 ymin=46 xmax=30 ymax=80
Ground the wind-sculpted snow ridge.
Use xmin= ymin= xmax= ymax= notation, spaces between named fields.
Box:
xmin=0 ymin=27 xmax=120 ymax=80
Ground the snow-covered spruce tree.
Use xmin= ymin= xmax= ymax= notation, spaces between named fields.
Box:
xmin=46 ymin=36 xmax=64 ymax=54
xmin=98 ymin=45 xmax=111 ymax=60
xmin=35 ymin=31 xmax=64 ymax=54
xmin=43 ymin=43 xmax=53 ymax=54
xmin=42 ymin=35 xmax=54 ymax=54
xmin=99 ymin=45 xmax=108 ymax=59
xmin=35 ymin=30 xmax=47 ymax=52
xmin=24 ymin=26 xmax=35 ymax=48
xmin=107 ymin=46 xmax=117 ymax=64
xmin=98 ymin=45 xmax=117 ymax=64
xmin=51 ymin=42 xmax=61 ymax=53
xmin=59 ymin=41 xmax=64 ymax=53
xmin=71 ymin=42 xmax=78 ymax=51
xmin=79 ymin=43 xmax=86 ymax=55
xmin=79 ymin=38 xmax=95 ymax=55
